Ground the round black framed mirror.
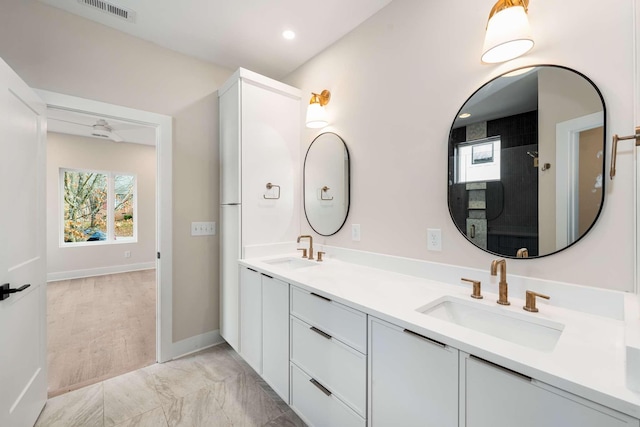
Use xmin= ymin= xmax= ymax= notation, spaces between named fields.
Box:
xmin=304 ymin=132 xmax=350 ymax=236
xmin=448 ymin=65 xmax=606 ymax=258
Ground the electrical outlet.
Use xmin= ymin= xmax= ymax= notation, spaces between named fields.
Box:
xmin=352 ymin=224 xmax=361 ymax=241
xmin=191 ymin=221 xmax=216 ymax=236
xmin=427 ymin=228 xmax=442 ymax=251
xmin=124 ymin=251 xmax=131 ymax=258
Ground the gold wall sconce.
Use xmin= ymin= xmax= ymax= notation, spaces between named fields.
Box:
xmin=306 ymin=90 xmax=331 ymax=128
xmin=482 ymin=0 xmax=534 ymax=64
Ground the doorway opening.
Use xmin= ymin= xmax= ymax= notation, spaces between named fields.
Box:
xmin=35 ymin=90 xmax=173 ymax=396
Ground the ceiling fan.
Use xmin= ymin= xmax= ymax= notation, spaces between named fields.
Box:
xmin=49 ymin=117 xmax=124 ymax=142
xmin=90 ymin=119 xmax=124 ymax=142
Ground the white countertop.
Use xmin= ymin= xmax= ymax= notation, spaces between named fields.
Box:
xmin=239 ymin=253 xmax=640 ymax=419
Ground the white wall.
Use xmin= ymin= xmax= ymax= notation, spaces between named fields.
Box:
xmin=0 ymin=0 xmax=233 ymax=342
xmin=46 ymin=132 xmax=156 ymax=279
xmin=538 ymin=67 xmax=605 ymax=254
xmin=285 ymin=0 xmax=636 ymax=291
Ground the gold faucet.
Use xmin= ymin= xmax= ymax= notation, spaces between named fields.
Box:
xmin=297 ymin=235 xmax=314 ymax=260
xmin=523 ymin=290 xmax=550 ymax=313
xmin=490 ymin=258 xmax=510 ymax=305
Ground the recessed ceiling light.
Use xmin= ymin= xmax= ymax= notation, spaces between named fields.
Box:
xmin=459 ymin=113 xmax=472 ymax=119
xmin=282 ymin=30 xmax=296 ymax=40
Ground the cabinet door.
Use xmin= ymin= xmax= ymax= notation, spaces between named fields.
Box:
xmin=262 ymin=275 xmax=289 ymax=403
xmin=220 ymin=205 xmax=241 ymax=351
xmin=463 ymin=354 xmax=639 ymax=427
xmin=239 ymin=267 xmax=262 ymax=374
xmin=219 ymin=80 xmax=241 ymax=204
xmin=241 ymin=81 xmax=300 ymax=246
xmin=369 ymin=317 xmax=458 ymax=427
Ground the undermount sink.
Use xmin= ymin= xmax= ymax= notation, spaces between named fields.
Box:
xmin=263 ymin=257 xmax=319 ymax=270
xmin=418 ymin=296 xmax=564 ymax=352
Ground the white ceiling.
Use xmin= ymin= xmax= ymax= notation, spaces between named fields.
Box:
xmin=38 ymin=0 xmax=393 ymax=78
xmin=48 ymin=108 xmax=156 ymax=145
xmin=453 ymin=68 xmax=539 ymax=128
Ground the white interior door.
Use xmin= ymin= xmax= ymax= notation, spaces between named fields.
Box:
xmin=555 ymin=112 xmax=604 ymax=248
xmin=0 ymin=57 xmax=48 ymax=426
xmin=636 ymin=0 xmax=640 ymax=295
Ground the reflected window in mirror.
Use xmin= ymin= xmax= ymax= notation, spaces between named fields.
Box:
xmin=455 ymin=137 xmax=501 ymax=183
xmin=447 ymin=65 xmax=605 ymax=259
xmin=304 ymin=132 xmax=350 ymax=236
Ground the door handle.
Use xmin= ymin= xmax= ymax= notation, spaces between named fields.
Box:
xmin=0 ymin=283 xmax=31 ymax=301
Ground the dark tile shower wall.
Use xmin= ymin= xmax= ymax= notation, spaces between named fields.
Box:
xmin=450 ymin=110 xmax=539 ymax=256
xmin=449 ymin=126 xmax=467 ymax=233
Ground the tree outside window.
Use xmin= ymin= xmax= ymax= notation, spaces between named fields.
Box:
xmin=114 ymin=175 xmax=135 ymax=239
xmin=62 ymin=169 xmax=136 ymax=244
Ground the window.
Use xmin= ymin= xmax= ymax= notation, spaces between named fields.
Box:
xmin=61 ymin=169 xmax=136 ymax=245
xmin=455 ymin=137 xmax=501 ymax=183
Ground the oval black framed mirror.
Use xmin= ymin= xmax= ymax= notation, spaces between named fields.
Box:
xmin=448 ymin=65 xmax=606 ymax=258
xmin=304 ymin=132 xmax=350 ymax=236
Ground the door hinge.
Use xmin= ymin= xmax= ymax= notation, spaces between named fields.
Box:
xmin=157 ymin=252 xmax=161 ymax=259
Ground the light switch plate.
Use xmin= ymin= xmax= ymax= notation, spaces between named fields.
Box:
xmin=352 ymin=224 xmax=361 ymax=241
xmin=191 ymin=221 xmax=216 ymax=236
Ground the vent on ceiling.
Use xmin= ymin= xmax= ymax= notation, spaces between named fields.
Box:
xmin=77 ymin=0 xmax=136 ymax=23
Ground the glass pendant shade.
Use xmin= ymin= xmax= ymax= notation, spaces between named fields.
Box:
xmin=481 ymin=5 xmax=534 ymax=64
xmin=306 ymin=102 xmax=328 ymax=128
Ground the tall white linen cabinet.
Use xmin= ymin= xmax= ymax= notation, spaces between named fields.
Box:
xmin=218 ymin=68 xmax=301 ymax=352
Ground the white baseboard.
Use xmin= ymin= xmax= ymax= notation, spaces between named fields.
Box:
xmin=47 ymin=262 xmax=156 ymax=282
xmin=171 ymin=330 xmax=226 ymax=360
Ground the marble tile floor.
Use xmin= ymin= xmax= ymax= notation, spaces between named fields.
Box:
xmin=35 ymin=343 xmax=306 ymax=427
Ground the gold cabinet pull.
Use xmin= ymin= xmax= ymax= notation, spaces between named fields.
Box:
xmin=610 ymin=126 xmax=640 ymax=179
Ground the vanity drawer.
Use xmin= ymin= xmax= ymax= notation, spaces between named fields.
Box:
xmin=290 ymin=316 xmax=366 ymax=416
xmin=290 ymin=362 xmax=365 ymax=427
xmin=290 ymin=285 xmax=367 ymax=353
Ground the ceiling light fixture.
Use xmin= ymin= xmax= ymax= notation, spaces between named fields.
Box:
xmin=481 ymin=0 xmax=534 ymax=64
xmin=282 ymin=30 xmax=296 ymax=40
xmin=305 ymin=90 xmax=331 ymax=129
xmin=459 ymin=113 xmax=472 ymax=119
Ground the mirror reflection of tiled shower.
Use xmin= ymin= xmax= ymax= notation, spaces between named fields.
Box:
xmin=466 ymin=182 xmax=488 ymax=249
xmin=465 ymin=122 xmax=488 ymax=249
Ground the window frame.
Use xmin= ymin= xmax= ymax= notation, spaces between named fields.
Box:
xmin=455 ymin=136 xmax=502 ymax=184
xmin=59 ymin=167 xmax=138 ymax=247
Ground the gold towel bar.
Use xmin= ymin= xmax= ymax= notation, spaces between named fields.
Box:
xmin=263 ymin=182 xmax=281 ymax=199
xmin=610 ymin=126 xmax=640 ymax=179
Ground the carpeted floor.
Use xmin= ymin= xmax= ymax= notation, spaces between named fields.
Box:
xmin=46 ymin=269 xmax=156 ymax=397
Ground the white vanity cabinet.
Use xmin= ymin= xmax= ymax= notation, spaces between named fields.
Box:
xmin=462 ymin=354 xmax=640 ymax=427
xmin=368 ymin=317 xmax=459 ymax=427
xmin=289 ymin=285 xmax=367 ymax=427
xmin=237 ymin=258 xmax=640 ymax=425
xmin=239 ymin=266 xmax=290 ymax=402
